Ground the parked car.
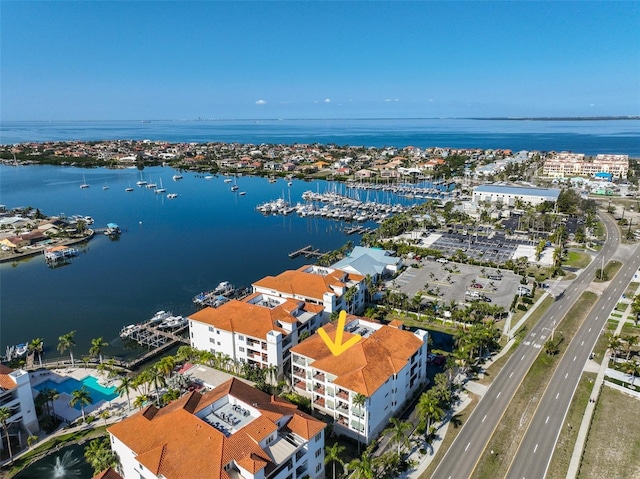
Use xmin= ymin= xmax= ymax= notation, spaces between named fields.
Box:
xmin=471 ymin=283 xmax=483 ymax=288
xmin=437 ymin=257 xmax=449 ymax=264
xmin=488 ymin=274 xmax=502 ymax=280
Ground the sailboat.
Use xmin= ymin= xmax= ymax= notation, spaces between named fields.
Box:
xmin=156 ymin=178 xmax=166 ymax=194
xmin=136 ymin=172 xmax=147 ymax=187
xmin=125 ymin=182 xmax=134 ymax=192
xmin=80 ymin=174 xmax=90 ymax=189
xmin=231 ymin=175 xmax=239 ymax=192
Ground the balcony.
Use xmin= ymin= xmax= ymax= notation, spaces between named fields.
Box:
xmin=313 ymin=396 xmax=325 ymax=408
xmin=336 ymin=389 xmax=349 ymax=400
xmin=292 ymin=356 xmax=306 ymax=366
xmin=336 ymin=402 xmax=349 ymax=414
xmin=292 ymin=366 xmax=305 ymax=378
xmin=294 ymin=380 xmax=306 ymax=390
xmin=313 ymin=371 xmax=325 ymax=381
xmin=313 ymin=384 xmax=325 ymax=395
xmin=295 ymin=449 xmax=307 ymax=462
xmin=336 ymin=416 xmax=348 ymax=427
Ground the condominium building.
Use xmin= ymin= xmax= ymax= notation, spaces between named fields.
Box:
xmin=290 ymin=317 xmax=429 ymax=444
xmin=0 ymin=365 xmax=38 ymax=456
xmin=189 ymin=293 xmax=326 ymax=378
xmin=543 ymin=153 xmax=629 ymax=178
xmin=108 ymin=378 xmax=326 ymax=479
xmin=252 ymin=265 xmax=366 ymax=315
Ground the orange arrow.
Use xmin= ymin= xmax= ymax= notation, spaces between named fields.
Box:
xmin=318 ymin=310 xmax=361 ymax=356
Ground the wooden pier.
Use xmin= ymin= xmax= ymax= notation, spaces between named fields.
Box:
xmin=288 ymin=245 xmax=313 ymax=258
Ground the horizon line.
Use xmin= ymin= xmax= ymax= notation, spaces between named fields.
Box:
xmin=2 ymin=115 xmax=639 ymax=123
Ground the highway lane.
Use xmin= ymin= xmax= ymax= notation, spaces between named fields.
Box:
xmin=430 ymin=212 xmax=620 ymax=479
xmin=505 ymin=228 xmax=640 ymax=477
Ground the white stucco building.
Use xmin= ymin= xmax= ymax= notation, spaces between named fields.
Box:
xmin=108 ymin=378 xmax=326 ymax=479
xmin=290 ymin=317 xmax=429 ymax=444
xmin=472 ymin=184 xmax=561 ymax=207
xmin=0 ymin=365 xmax=38 ymax=457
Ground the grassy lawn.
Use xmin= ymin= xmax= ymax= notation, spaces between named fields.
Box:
xmin=471 ymin=291 xmax=598 ymax=479
xmin=594 ymin=260 xmax=623 ymax=283
xmin=564 ymin=251 xmax=592 ymax=269
xmin=418 ymin=394 xmax=479 ymax=479
xmin=615 ymin=302 xmax=629 ymax=312
xmin=592 ymin=328 xmax=611 ymax=361
xmin=546 ymin=372 xmax=597 ymax=479
xmin=624 ymin=282 xmax=639 ymax=298
xmin=577 ymin=386 xmax=640 ymax=479
xmin=621 ymin=323 xmax=640 ymax=336
xmin=611 ymin=313 xmax=623 ymax=318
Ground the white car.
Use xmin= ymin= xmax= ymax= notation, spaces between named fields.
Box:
xmin=437 ymin=258 xmax=448 ymax=264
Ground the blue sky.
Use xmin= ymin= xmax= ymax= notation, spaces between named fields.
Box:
xmin=2 ymin=1 xmax=639 ymax=120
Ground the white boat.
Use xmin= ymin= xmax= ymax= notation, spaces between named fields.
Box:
xmin=224 ymin=178 xmax=233 ymax=183
xmin=149 ymin=310 xmax=171 ymax=324
xmin=80 ymin=174 xmax=90 ymax=189
xmin=156 ymin=178 xmax=166 ymax=194
xmin=125 ymin=185 xmax=134 ymax=192
xmin=204 ymin=175 xmax=214 ymax=180
xmin=136 ymin=173 xmax=147 ymax=186
xmin=231 ymin=185 xmax=239 ymax=191
xmin=239 ymin=191 xmax=246 ymax=196
xmin=172 ymin=174 xmax=183 ymax=181
xmin=103 ymin=185 xmax=109 ymax=190
xmin=167 ymin=193 xmax=178 ymax=199
xmin=158 ymin=315 xmax=186 ymax=329
xmin=119 ymin=324 xmax=139 ymax=339
xmin=146 ymin=178 xmax=157 ymax=189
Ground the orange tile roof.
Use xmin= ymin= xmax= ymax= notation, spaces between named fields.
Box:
xmin=189 ymin=294 xmax=323 ymax=339
xmin=290 ymin=320 xmax=424 ymax=396
xmin=0 ymin=365 xmax=16 ymax=391
xmin=252 ymin=266 xmax=363 ymax=301
xmin=93 ymin=468 xmax=123 ymax=479
xmin=108 ymin=379 xmax=325 ymax=479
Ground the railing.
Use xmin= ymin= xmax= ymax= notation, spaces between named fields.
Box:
xmin=313 ymin=371 xmax=325 ymax=381
xmin=313 ymin=385 xmax=325 ymax=395
xmin=336 ymin=390 xmax=349 ymax=400
xmin=313 ymin=397 xmax=325 ymax=407
xmin=294 ymin=380 xmax=306 ymax=390
xmin=292 ymin=356 xmax=306 ymax=366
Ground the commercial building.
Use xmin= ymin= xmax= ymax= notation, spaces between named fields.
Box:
xmin=108 ymin=378 xmax=326 ymax=479
xmin=290 ymin=317 xmax=428 ymax=444
xmin=331 ymin=246 xmax=402 ymax=284
xmin=472 ymin=184 xmax=561 ymax=207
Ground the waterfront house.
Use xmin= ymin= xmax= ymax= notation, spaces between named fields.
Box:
xmin=290 ymin=317 xmax=428 ymax=444
xmin=108 ymin=378 xmax=326 ymax=479
xmin=0 ymin=366 xmax=39 ymax=457
xmin=188 ymin=293 xmax=326 ymax=379
xmin=252 ymin=265 xmax=366 ymax=316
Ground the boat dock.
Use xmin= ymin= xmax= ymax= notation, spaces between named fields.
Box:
xmin=288 ymin=245 xmax=327 ymax=259
xmin=193 ymin=281 xmax=248 ymax=309
xmin=344 ymin=226 xmax=373 ymax=235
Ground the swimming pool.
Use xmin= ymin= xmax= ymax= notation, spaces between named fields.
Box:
xmin=34 ymin=375 xmax=118 ymax=408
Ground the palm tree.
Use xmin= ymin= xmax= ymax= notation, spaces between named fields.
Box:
xmin=385 ymin=417 xmax=412 ymax=455
xmin=416 ymin=391 xmax=444 ymax=438
xmin=89 ymin=337 xmax=109 ymax=364
xmin=624 ymin=360 xmax=640 ymax=386
xmin=84 ymin=437 xmax=118 ymax=476
xmin=353 ymin=393 xmax=366 ymax=454
xmin=0 ymin=407 xmax=14 ymax=462
xmin=133 ymin=394 xmax=149 ymax=410
xmin=45 ymin=388 xmax=60 ymax=418
xmin=348 ymin=451 xmax=374 ymax=479
xmin=146 ymin=365 xmax=166 ymax=406
xmin=324 ymin=442 xmax=345 ymax=479
xmin=69 ymin=387 xmax=93 ymax=421
xmin=623 ymin=335 xmax=639 ymax=360
xmin=116 ymin=375 xmax=134 ymax=411
xmin=57 ymin=330 xmax=76 ymax=366
xmin=28 ymin=338 xmax=44 ymax=367
xmin=607 ymin=334 xmax=622 ymax=362
xmin=156 ymin=355 xmax=176 ymax=380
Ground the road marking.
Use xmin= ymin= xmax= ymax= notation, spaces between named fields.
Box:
xmin=545 ymin=416 xmax=549 ymax=424
xmin=482 ymin=414 xmax=487 ymax=423
xmin=534 ymin=443 xmax=538 ymax=453
xmin=524 ymin=341 xmax=531 ymax=346
xmin=574 ymin=356 xmax=577 ymax=361
xmin=497 ymin=391 xmax=501 ymax=398
xmin=531 ymin=332 xmax=536 ymax=337
xmin=465 ymin=442 xmax=471 ymax=452
xmin=541 ymin=335 xmax=547 ymax=340
xmin=588 ymin=328 xmax=592 ymax=332
xmin=534 ymin=343 xmax=541 ymax=349
xmin=509 ymin=372 xmax=514 ymax=378
xmin=521 ymin=355 xmax=525 ymax=361
xmin=581 ymin=341 xmax=584 ymax=346
xmin=565 ymin=373 xmax=569 ymax=378
xmin=595 ymin=316 xmax=598 ymax=320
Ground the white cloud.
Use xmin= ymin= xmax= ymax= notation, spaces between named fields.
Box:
xmin=385 ymin=98 xmax=399 ymax=102
xmin=324 ymin=98 xmax=331 ymax=103
xmin=255 ymin=99 xmax=267 ymax=105
xmin=589 ymin=103 xmax=596 ymax=107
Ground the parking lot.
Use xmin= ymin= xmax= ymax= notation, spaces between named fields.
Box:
xmin=390 ymin=258 xmax=523 ymax=310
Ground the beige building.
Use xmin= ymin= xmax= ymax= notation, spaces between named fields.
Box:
xmin=543 ymin=153 xmax=628 ymax=178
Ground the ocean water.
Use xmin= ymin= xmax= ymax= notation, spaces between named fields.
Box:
xmin=0 ymin=165 xmax=396 ymax=360
xmin=1 ymin=118 xmax=639 ymax=156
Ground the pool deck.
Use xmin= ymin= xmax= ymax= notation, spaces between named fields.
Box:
xmin=29 ymin=367 xmax=136 ymax=424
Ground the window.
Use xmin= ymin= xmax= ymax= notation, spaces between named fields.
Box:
xmin=217 ymin=330 xmax=221 ymax=335
xmin=314 ymin=432 xmax=322 ymax=443
xmin=315 ymin=448 xmax=322 ymax=458
xmin=239 ymin=335 xmax=244 ymax=341
xmin=209 ymin=338 xmax=215 ymax=343
xmin=316 ymin=463 xmax=323 ymax=473
xmin=217 ymin=341 xmax=221 ymax=346
xmin=209 ymin=326 xmax=214 ymax=332
xmin=239 ymin=347 xmax=245 ymax=352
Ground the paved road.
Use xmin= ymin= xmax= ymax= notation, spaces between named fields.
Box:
xmin=506 ymin=222 xmax=640 ymax=478
xmin=430 ymin=212 xmax=621 ymax=479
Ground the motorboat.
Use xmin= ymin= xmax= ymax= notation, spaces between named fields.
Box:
xmin=167 ymin=193 xmax=178 ymax=199
xmin=158 ymin=315 xmax=186 ymax=329
xmin=172 ymin=174 xmax=183 ymax=181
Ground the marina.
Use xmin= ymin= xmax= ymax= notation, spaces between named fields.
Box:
xmin=120 ymin=310 xmax=189 ymax=349
xmin=193 ymin=281 xmax=248 ymax=308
